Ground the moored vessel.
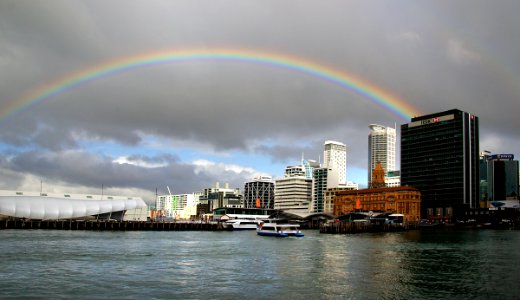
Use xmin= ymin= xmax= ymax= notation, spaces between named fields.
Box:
xmin=256 ymin=221 xmax=304 ymax=237
xmin=222 ymin=219 xmax=262 ymax=230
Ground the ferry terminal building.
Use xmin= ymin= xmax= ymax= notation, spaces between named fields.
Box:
xmin=333 ymin=186 xmax=421 ymax=223
xmin=333 ymin=162 xmax=421 ymax=223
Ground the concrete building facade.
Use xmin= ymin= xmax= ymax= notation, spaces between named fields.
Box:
xmin=323 ymin=185 xmax=358 ymax=214
xmin=198 ymin=182 xmax=243 ymax=213
xmin=386 ymin=170 xmax=401 ymax=187
xmin=156 ymin=193 xmax=196 ymax=219
xmin=274 ymin=173 xmax=312 ymax=211
xmin=312 ymin=141 xmax=348 ymax=213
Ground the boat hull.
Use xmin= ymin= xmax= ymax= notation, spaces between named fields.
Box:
xmin=287 ymin=232 xmax=304 ymax=237
xmin=257 ymin=231 xmax=289 ymax=237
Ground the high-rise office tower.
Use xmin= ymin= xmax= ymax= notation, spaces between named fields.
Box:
xmin=485 ymin=154 xmax=519 ymax=201
xmin=244 ymin=176 xmax=275 ymax=209
xmin=323 ymin=140 xmax=347 ymax=186
xmin=401 ymin=109 xmax=479 ymax=220
xmin=368 ymin=124 xmax=396 ymax=186
xmin=303 ymin=159 xmax=320 ymax=179
xmin=312 ymin=167 xmax=328 ymax=213
xmin=311 ymin=141 xmax=347 ymax=213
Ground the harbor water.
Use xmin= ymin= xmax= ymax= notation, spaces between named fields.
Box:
xmin=0 ymin=229 xmax=518 ymax=299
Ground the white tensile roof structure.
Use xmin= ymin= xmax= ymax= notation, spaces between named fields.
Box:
xmin=0 ymin=190 xmax=147 ymax=220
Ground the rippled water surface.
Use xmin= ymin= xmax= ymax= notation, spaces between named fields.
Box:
xmin=0 ymin=229 xmax=518 ymax=299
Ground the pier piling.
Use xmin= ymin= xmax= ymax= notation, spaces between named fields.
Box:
xmin=0 ymin=220 xmax=222 ymax=231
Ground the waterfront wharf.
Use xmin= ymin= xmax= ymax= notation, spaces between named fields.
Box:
xmin=320 ymin=221 xmax=414 ymax=234
xmin=0 ymin=220 xmax=224 ymax=231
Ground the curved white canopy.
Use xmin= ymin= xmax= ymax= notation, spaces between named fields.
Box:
xmin=0 ymin=196 xmax=147 ymax=220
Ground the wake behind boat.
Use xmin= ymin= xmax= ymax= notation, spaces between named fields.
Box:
xmin=256 ymin=221 xmax=304 ymax=237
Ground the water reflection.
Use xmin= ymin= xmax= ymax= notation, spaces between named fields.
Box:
xmin=0 ymin=229 xmax=518 ymax=299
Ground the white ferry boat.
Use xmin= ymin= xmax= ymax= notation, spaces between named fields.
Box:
xmin=222 ymin=219 xmax=262 ymax=230
xmin=256 ymin=222 xmax=304 ymax=237
xmin=220 ymin=213 xmax=269 ymax=230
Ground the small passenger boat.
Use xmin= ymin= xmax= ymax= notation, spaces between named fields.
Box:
xmin=256 ymin=222 xmax=304 ymax=237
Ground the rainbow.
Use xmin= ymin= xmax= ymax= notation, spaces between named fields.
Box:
xmin=2 ymin=48 xmax=420 ymax=122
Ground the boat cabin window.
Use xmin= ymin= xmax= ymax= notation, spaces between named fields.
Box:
xmin=387 ymin=215 xmax=404 ymax=223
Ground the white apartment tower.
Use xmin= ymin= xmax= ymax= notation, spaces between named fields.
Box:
xmin=312 ymin=141 xmax=346 ymax=213
xmin=323 ymin=140 xmax=347 ymax=187
xmin=274 ymin=157 xmax=319 ymax=212
xmin=274 ymin=165 xmax=313 ymax=211
xmin=368 ymin=124 xmax=396 ymax=185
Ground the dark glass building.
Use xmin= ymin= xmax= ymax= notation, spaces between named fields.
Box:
xmin=479 ymin=152 xmax=490 ymax=204
xmin=485 ymin=154 xmax=519 ymax=201
xmin=312 ymin=168 xmax=328 ymax=213
xmin=243 ymin=176 xmax=275 ymax=209
xmin=401 ymin=109 xmax=479 ymax=220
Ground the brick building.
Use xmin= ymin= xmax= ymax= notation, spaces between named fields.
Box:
xmin=333 ymin=186 xmax=421 ymax=223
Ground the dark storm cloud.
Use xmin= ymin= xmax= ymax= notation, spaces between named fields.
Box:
xmin=0 ymin=0 xmax=519 ymax=193
xmin=4 ymin=150 xmax=250 ymax=195
xmin=12 ymin=64 xmax=370 ymax=151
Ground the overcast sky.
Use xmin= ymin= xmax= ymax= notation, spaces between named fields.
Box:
xmin=1 ymin=0 xmax=519 ymax=202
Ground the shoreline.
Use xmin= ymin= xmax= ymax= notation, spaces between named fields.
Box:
xmin=1 ymin=219 xmax=518 ymax=232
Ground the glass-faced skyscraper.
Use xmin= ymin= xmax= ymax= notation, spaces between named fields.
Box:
xmin=485 ymin=154 xmax=519 ymax=201
xmin=368 ymin=124 xmax=396 ymax=185
xmin=401 ymin=109 xmax=479 ymax=220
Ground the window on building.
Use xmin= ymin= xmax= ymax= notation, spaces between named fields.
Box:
xmin=427 ymin=208 xmax=433 ymax=217
xmin=436 ymin=207 xmax=443 ymax=216
xmin=446 ymin=207 xmax=453 ymax=216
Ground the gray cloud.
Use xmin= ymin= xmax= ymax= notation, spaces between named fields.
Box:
xmin=1 ymin=0 xmax=519 ymax=195
xmin=2 ymin=149 xmax=255 ymax=196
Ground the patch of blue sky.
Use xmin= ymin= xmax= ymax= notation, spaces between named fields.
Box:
xmin=348 ymin=166 xmax=368 ymax=188
xmin=137 ymin=135 xmax=289 ymax=175
xmin=0 ymin=141 xmax=35 ymax=155
xmin=215 ymin=150 xmax=286 ymax=178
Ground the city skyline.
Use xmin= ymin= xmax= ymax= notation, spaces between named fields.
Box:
xmin=0 ymin=1 xmax=519 ymax=201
